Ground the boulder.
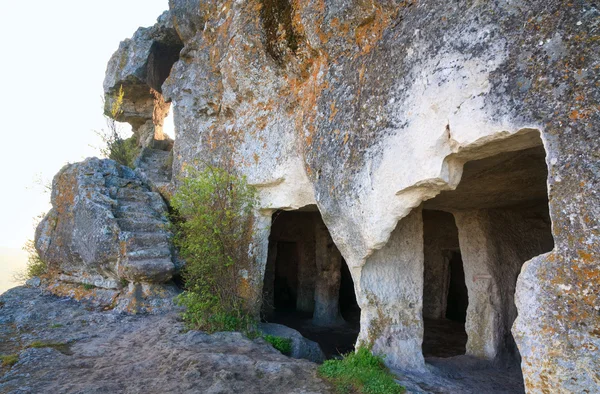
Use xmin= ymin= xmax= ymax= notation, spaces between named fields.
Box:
xmin=259 ymin=323 xmax=325 ymax=364
xmin=35 ymin=158 xmax=177 ymax=303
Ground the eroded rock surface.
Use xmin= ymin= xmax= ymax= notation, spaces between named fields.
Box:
xmin=99 ymin=1 xmax=598 ymax=392
xmin=34 ymin=158 xmax=178 ymax=313
xmin=0 ymin=287 xmax=330 ymax=394
xmin=104 ymin=11 xmax=182 ymax=149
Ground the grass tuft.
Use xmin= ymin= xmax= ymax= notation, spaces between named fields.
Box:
xmin=27 ymin=341 xmax=72 ymax=355
xmin=263 ymin=334 xmax=292 ymax=355
xmin=0 ymin=354 xmax=18 ymax=368
xmin=318 ymin=347 xmax=404 ymax=394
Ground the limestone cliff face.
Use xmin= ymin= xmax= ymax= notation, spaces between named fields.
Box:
xmin=99 ymin=1 xmax=598 ymax=392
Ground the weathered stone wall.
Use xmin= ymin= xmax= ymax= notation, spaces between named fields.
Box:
xmin=103 ymin=0 xmax=599 ymax=391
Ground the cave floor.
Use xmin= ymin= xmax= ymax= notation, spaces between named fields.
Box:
xmin=422 ymin=318 xmax=468 ymax=358
xmin=406 ymin=318 xmax=525 ymax=393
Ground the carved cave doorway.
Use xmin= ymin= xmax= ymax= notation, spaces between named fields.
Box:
xmin=422 ymin=211 xmax=469 ymax=358
xmin=261 ymin=207 xmax=361 ymax=358
xmin=421 ymin=136 xmax=554 ymax=391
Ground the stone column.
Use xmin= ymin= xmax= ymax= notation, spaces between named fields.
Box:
xmin=454 ymin=210 xmax=503 ymax=360
xmin=312 ymin=219 xmax=344 ymax=326
xmin=455 ymin=207 xmax=554 ymax=362
xmin=357 ymin=208 xmax=426 ymax=372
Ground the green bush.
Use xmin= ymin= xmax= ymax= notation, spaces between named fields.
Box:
xmin=318 ymin=347 xmax=404 ymax=394
xmin=105 ymin=135 xmax=139 ymax=168
xmin=97 ymin=86 xmax=140 ymax=168
xmin=264 ymin=335 xmax=292 ymax=355
xmin=22 ymin=240 xmax=47 ymax=279
xmin=172 ymin=166 xmax=258 ymax=334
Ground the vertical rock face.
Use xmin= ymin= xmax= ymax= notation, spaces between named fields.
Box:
xmin=99 ymin=0 xmax=598 ymax=391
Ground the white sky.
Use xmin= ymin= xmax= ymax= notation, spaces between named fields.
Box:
xmin=0 ymin=1 xmax=174 ymax=283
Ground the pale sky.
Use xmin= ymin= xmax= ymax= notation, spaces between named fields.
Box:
xmin=0 ymin=0 xmax=174 ymax=289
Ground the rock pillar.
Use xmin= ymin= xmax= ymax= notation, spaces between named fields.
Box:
xmin=455 ymin=206 xmax=553 ymax=361
xmin=357 ymin=208 xmax=426 ymax=371
xmin=454 ymin=210 xmax=503 ymax=360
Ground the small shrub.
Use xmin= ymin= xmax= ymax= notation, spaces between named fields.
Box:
xmin=0 ymin=354 xmax=18 ymax=368
xmin=22 ymin=240 xmax=47 ymax=279
xmin=172 ymin=166 xmax=258 ymax=334
xmin=97 ymin=85 xmax=140 ymax=168
xmin=263 ymin=335 xmax=292 ymax=355
xmin=82 ymin=284 xmax=95 ymax=290
xmin=49 ymin=324 xmax=63 ymax=329
xmin=318 ymin=347 xmax=404 ymax=394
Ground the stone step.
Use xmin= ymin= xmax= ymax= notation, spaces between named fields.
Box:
xmin=137 ymin=148 xmax=172 ymax=184
xmin=116 ymin=201 xmax=157 ymax=215
xmin=126 ymin=247 xmax=172 ymax=261
xmin=122 ymin=257 xmax=174 ymax=283
xmin=122 ymin=232 xmax=171 ymax=250
xmin=115 ymin=188 xmax=156 ymax=202
xmin=117 ymin=218 xmax=168 ymax=232
xmin=114 ymin=209 xmax=164 ymax=221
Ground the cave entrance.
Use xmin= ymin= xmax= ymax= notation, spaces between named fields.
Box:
xmin=262 ymin=206 xmax=361 ymax=358
xmin=445 ymin=251 xmax=468 ymax=323
xmin=422 ymin=210 xmax=469 ymax=358
xmin=422 ymin=134 xmax=554 ymax=390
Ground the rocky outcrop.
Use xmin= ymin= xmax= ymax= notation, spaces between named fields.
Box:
xmin=34 ymin=158 xmax=178 ymax=312
xmin=0 ymin=287 xmax=330 ymax=394
xmin=98 ymin=1 xmax=598 ymax=392
xmin=104 ymin=11 xmax=182 ymax=149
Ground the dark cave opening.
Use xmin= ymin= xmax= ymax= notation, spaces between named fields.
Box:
xmin=259 ymin=0 xmax=301 ymax=64
xmin=273 ymin=241 xmax=299 ymax=310
xmin=147 ymin=40 xmax=184 ymax=93
xmin=420 ymin=135 xmax=554 ymax=394
xmin=445 ymin=251 xmax=468 ymax=323
xmin=422 ymin=211 xmax=468 ymax=358
xmin=262 ymin=208 xmax=360 ymax=359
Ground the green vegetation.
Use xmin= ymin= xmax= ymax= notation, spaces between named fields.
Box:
xmin=318 ymin=348 xmax=404 ymax=394
xmin=82 ymin=283 xmax=95 ymax=290
xmin=22 ymin=239 xmax=47 ymax=279
xmin=27 ymin=341 xmax=72 ymax=355
xmin=97 ymin=85 xmax=140 ymax=168
xmin=49 ymin=323 xmax=64 ymax=329
xmin=0 ymin=354 xmax=18 ymax=368
xmin=172 ymin=166 xmax=258 ymax=334
xmin=263 ymin=335 xmax=292 ymax=355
